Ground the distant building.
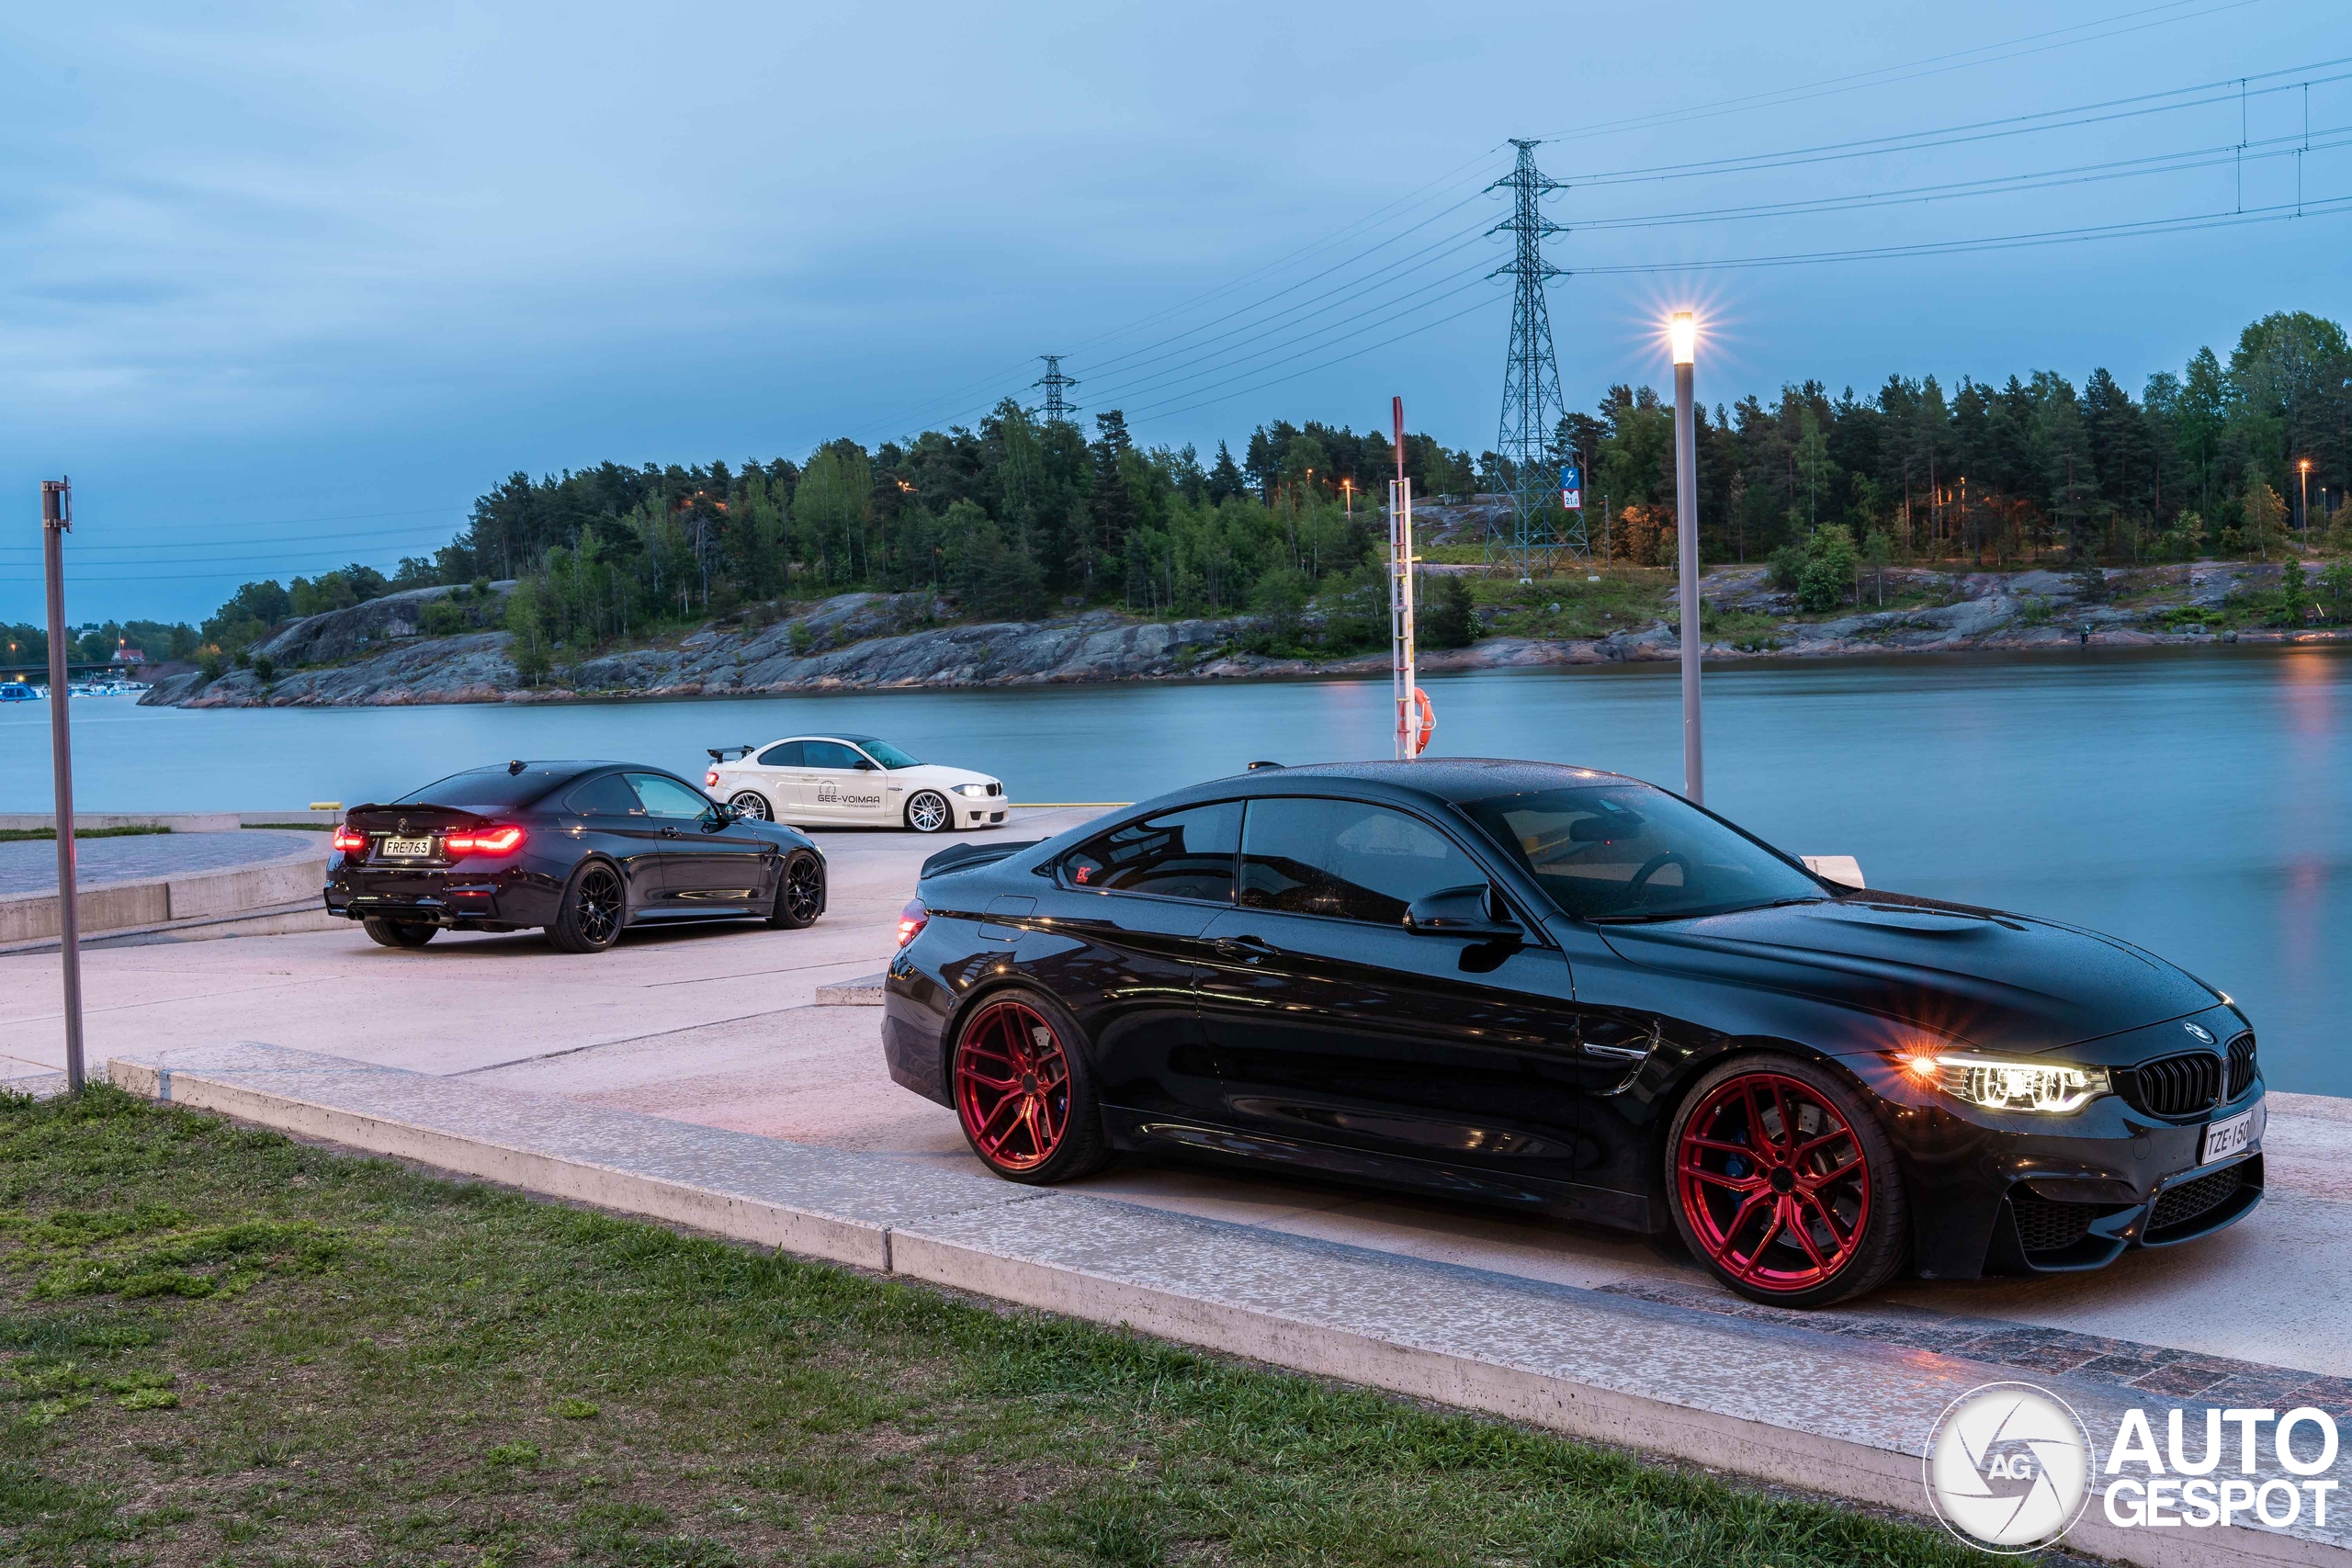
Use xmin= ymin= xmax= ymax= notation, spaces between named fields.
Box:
xmin=114 ymin=646 xmax=146 ymax=666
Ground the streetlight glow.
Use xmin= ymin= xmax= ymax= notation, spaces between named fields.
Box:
xmin=1669 ymin=311 xmax=1697 ymax=367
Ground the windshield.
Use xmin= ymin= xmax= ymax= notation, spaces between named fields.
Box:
xmin=859 ymin=739 xmax=922 ymax=769
xmin=1459 ymin=784 xmax=1825 ymax=921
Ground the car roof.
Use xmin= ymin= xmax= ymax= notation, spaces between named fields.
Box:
xmin=763 ymin=734 xmax=884 ymax=747
xmin=1143 ymin=759 xmax=1649 ymax=812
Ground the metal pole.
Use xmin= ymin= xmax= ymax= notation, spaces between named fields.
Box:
xmin=1391 ymin=396 xmax=1418 ymax=761
xmin=41 ymin=479 xmax=85 ymax=1093
xmin=1672 ymin=333 xmax=1703 ymax=807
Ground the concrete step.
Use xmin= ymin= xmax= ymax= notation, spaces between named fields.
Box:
xmin=105 ymin=1039 xmax=2346 ymax=1567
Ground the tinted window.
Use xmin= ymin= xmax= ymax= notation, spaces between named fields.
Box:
xmin=1239 ymin=797 xmax=1487 ymax=924
xmin=627 ymin=773 xmax=714 ymax=820
xmin=565 ymin=773 xmax=645 ymax=816
xmin=803 ymin=740 xmax=866 ymax=770
xmin=1460 ymin=783 xmax=1822 ymax=920
xmin=861 ymin=739 xmax=921 ymax=769
xmin=1062 ymin=802 xmax=1240 ymax=903
xmin=757 ymin=740 xmax=805 ymax=767
xmin=394 ymin=767 xmax=565 ymax=811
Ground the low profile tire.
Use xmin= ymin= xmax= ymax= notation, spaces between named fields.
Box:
xmin=951 ymin=988 xmax=1111 ymax=1184
xmin=361 ymin=917 xmax=436 ymax=949
xmin=767 ymin=849 xmax=825 ymax=930
xmin=728 ymin=790 xmax=773 ymax=821
xmin=547 ymin=860 xmax=625 ymax=954
xmin=905 ymin=790 xmax=952 ymax=834
xmin=1666 ymin=1054 xmax=1907 ymax=1308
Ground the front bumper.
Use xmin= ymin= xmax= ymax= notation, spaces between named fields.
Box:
xmin=323 ymin=854 xmax=565 ymax=931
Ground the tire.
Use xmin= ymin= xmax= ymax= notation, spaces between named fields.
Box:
xmin=1665 ymin=1054 xmax=1907 ymax=1308
xmin=728 ymin=790 xmax=773 ymax=821
xmin=362 ymin=917 xmax=436 ymax=949
xmin=905 ymin=790 xmax=953 ymax=834
xmin=950 ymin=987 xmax=1111 ymax=1184
xmin=547 ymin=860 xmax=626 ymax=954
xmin=767 ymin=849 xmax=825 ymax=929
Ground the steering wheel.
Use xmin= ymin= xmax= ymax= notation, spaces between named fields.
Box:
xmin=1626 ymin=851 xmax=1693 ymax=899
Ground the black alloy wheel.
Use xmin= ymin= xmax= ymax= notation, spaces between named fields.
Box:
xmin=548 ymin=861 xmax=625 ymax=953
xmin=905 ymin=790 xmax=953 ymax=834
xmin=361 ymin=917 xmax=436 ymax=949
xmin=769 ymin=850 xmax=825 ymax=929
xmin=728 ymin=790 xmax=773 ymax=821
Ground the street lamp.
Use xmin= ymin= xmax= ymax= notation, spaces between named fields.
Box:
xmin=1669 ymin=311 xmax=1702 ymax=806
xmin=2299 ymin=458 xmax=2312 ymax=538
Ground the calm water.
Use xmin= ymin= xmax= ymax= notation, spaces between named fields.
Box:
xmin=6 ymin=647 xmax=2346 ymax=1091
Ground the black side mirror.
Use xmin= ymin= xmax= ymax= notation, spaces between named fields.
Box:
xmin=854 ymin=759 xmax=877 ymax=771
xmin=1405 ymin=884 xmax=1523 ymax=941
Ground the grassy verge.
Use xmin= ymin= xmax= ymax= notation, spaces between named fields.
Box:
xmin=0 ymin=1089 xmax=1982 ymax=1568
xmin=0 ymin=827 xmax=171 ymax=844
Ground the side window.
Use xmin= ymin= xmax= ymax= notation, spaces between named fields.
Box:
xmin=757 ymin=740 xmax=805 ymax=767
xmin=1061 ymin=802 xmax=1241 ymax=903
xmin=803 ymin=740 xmax=865 ymax=770
xmin=627 ymin=773 xmax=715 ymax=820
xmin=565 ymin=773 xmax=645 ymax=816
xmin=1240 ymin=797 xmax=1487 ymax=924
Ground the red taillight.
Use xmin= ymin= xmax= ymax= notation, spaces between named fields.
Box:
xmin=446 ymin=824 xmax=526 ymax=857
xmin=332 ymin=826 xmax=366 ymax=853
xmin=706 ymin=769 xmax=720 ymax=787
xmin=897 ymin=898 xmax=929 ymax=947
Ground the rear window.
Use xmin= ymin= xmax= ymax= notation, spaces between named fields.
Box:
xmin=394 ymin=767 xmax=567 ymax=812
xmin=1062 ymin=802 xmax=1240 ymax=903
xmin=757 ymin=740 xmax=805 ymax=767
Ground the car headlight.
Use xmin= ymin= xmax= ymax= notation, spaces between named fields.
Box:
xmin=1905 ymin=1053 xmax=2110 ymax=1113
xmin=952 ymin=783 xmax=992 ymax=797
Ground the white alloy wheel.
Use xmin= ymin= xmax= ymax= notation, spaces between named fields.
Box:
xmin=906 ymin=790 xmax=952 ymax=833
xmin=728 ymin=790 xmax=773 ymax=820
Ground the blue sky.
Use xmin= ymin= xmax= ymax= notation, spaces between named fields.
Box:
xmin=1 ymin=1 xmax=2346 ymax=624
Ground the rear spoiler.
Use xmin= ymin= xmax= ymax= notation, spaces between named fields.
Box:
xmin=707 ymin=744 xmax=756 ymax=763
xmin=921 ymin=840 xmax=1044 ymax=879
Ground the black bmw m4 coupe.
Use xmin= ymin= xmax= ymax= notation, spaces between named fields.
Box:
xmin=883 ymin=759 xmax=2264 ymax=1306
xmin=325 ymin=761 xmax=827 ymax=953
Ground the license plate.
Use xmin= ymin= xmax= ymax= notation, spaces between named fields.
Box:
xmin=380 ymin=836 xmax=435 ymax=859
xmin=2202 ymin=1107 xmax=2256 ymax=1165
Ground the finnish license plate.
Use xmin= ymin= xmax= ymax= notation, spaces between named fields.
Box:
xmin=2202 ymin=1107 xmax=2256 ymax=1165
xmin=380 ymin=836 xmax=435 ymax=859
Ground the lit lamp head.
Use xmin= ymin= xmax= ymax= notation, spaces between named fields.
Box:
xmin=1669 ymin=311 xmax=1696 ymax=367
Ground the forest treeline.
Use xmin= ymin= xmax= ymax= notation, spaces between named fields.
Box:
xmin=164 ymin=308 xmax=2349 ymax=669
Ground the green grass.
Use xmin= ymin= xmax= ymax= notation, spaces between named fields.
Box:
xmin=0 ymin=1089 xmax=1984 ymax=1568
xmin=0 ymin=827 xmax=171 ymax=843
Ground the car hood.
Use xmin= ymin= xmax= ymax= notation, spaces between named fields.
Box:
xmin=1591 ymin=896 xmax=2217 ymax=1052
xmin=892 ymin=763 xmax=998 ymax=788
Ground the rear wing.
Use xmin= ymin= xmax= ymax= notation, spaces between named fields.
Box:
xmin=921 ymin=840 xmax=1044 ymax=880
xmin=707 ymin=744 xmax=757 ymax=763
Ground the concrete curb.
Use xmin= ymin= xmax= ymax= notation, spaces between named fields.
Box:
xmin=99 ymin=1043 xmax=2347 ymax=1567
xmin=0 ymin=845 xmax=327 ymax=945
xmin=812 ymin=972 xmax=887 ymax=1005
xmin=0 ymin=811 xmax=337 ymax=831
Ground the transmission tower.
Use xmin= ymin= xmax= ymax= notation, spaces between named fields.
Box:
xmin=1487 ymin=140 xmax=1587 ymax=577
xmin=1032 ymin=355 xmax=1080 ymax=426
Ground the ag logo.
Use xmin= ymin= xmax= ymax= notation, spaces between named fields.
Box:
xmin=1923 ymin=1382 xmax=2093 ymax=1551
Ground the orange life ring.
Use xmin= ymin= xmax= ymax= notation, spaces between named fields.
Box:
xmin=1399 ymin=685 xmax=1435 ymax=757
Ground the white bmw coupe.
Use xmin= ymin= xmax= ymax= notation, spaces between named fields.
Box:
xmin=704 ymin=734 xmax=1009 ymax=833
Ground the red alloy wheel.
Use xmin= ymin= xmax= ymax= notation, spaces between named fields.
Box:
xmin=1675 ymin=1070 xmax=1871 ymax=1294
xmin=954 ymin=998 xmax=1072 ymax=1174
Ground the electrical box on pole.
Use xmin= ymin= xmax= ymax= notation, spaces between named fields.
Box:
xmin=41 ymin=477 xmax=85 ymax=1093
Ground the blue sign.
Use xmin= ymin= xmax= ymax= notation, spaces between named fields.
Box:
xmin=1560 ymin=465 xmax=1582 ymax=511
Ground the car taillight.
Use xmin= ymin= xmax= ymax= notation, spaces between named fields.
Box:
xmin=897 ymin=898 xmax=928 ymax=947
xmin=706 ymin=769 xmax=720 ymax=787
xmin=446 ymin=824 xmax=526 ymax=856
xmin=332 ymin=826 xmax=367 ymax=853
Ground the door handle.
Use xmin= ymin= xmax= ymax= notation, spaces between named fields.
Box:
xmin=660 ymin=826 xmax=681 ymax=838
xmin=1214 ymin=934 xmax=1280 ymax=963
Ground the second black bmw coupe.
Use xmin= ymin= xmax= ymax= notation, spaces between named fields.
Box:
xmin=882 ymin=760 xmax=2264 ymax=1306
xmin=325 ymin=761 xmax=827 ymax=953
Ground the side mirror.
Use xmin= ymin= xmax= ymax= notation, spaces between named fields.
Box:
xmin=854 ymin=759 xmax=877 ymax=771
xmin=1405 ymin=884 xmax=1523 ymax=941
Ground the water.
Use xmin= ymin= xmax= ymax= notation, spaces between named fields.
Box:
xmin=6 ymin=646 xmax=2346 ymax=1091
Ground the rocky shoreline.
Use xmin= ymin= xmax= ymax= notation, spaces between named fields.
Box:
xmin=141 ymin=561 xmax=2347 ymax=710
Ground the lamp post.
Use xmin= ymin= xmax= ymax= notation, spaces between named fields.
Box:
xmin=2299 ymin=458 xmax=2312 ymax=539
xmin=40 ymin=478 xmax=85 ymax=1094
xmin=1670 ymin=312 xmax=1702 ymax=807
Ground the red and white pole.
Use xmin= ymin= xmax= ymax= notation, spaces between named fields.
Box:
xmin=1389 ymin=398 xmax=1420 ymax=760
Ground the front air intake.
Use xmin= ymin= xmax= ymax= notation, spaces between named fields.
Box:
xmin=2125 ymin=1051 xmax=2222 ymax=1118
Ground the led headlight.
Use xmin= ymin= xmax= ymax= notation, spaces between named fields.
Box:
xmin=1906 ymin=1053 xmax=2109 ymax=1113
xmin=952 ymin=783 xmax=993 ymax=797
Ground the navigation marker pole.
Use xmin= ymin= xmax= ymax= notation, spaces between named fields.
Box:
xmin=1389 ymin=396 xmax=1420 ymax=761
xmin=41 ymin=478 xmax=85 ymax=1093
xmin=1669 ymin=315 xmax=1703 ymax=807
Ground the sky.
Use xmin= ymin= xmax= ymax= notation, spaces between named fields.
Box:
xmin=1 ymin=0 xmax=2346 ymax=626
